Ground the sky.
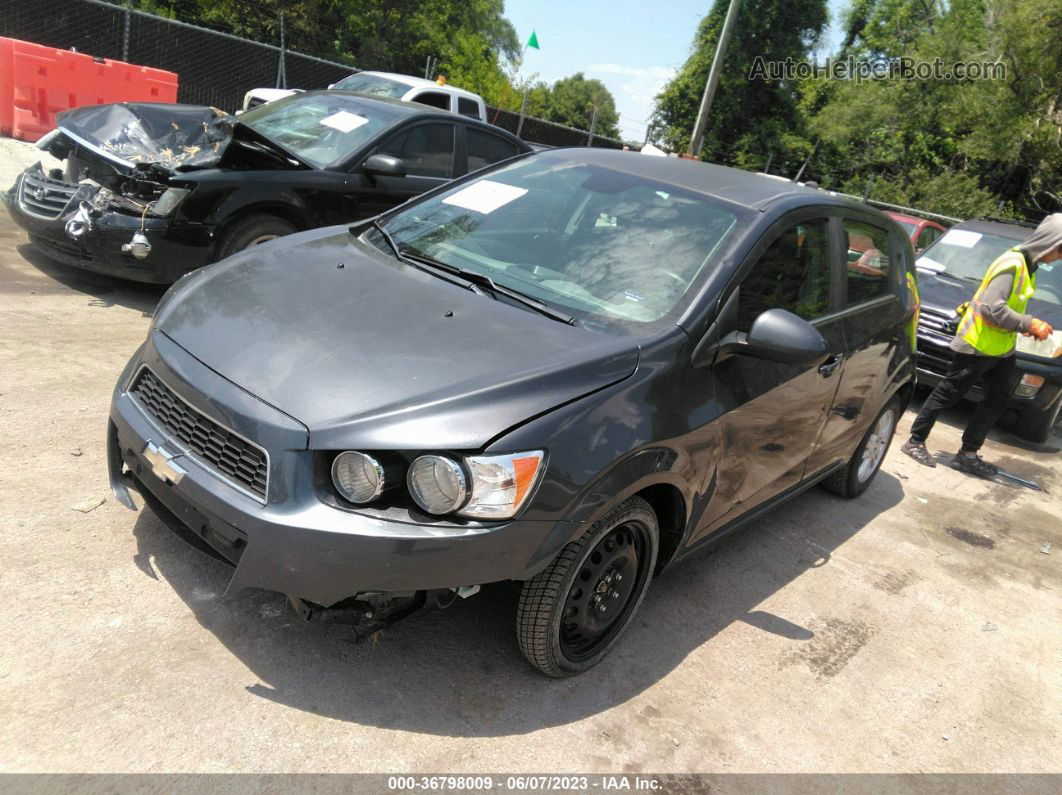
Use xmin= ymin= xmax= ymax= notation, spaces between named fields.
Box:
xmin=503 ymin=0 xmax=848 ymax=142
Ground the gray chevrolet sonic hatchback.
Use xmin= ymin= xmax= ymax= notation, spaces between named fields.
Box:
xmin=109 ymin=148 xmax=917 ymax=676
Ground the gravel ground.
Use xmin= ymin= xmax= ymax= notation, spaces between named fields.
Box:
xmin=0 ymin=136 xmax=1060 ymax=774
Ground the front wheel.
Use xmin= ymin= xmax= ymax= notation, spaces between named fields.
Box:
xmin=1019 ymin=399 xmax=1061 ymax=444
xmin=517 ymin=497 xmax=658 ymax=677
xmin=821 ymin=396 xmax=901 ymax=498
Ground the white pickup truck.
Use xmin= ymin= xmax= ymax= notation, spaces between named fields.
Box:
xmin=241 ymin=71 xmax=488 ymax=122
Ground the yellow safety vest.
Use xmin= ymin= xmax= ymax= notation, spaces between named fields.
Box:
xmin=955 ymin=248 xmax=1036 ymax=355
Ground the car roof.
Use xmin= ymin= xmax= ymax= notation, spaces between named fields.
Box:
xmin=952 ymin=217 xmax=1034 ymax=241
xmin=355 ymin=71 xmax=483 ymax=101
xmin=887 ymin=211 xmax=927 ymax=225
xmin=535 ymin=148 xmax=872 ymax=213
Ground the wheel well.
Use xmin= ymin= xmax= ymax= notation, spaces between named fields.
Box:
xmin=213 ymin=204 xmax=307 ymax=249
xmin=895 ymin=380 xmax=915 ymax=413
xmin=637 ymin=483 xmax=686 ymax=574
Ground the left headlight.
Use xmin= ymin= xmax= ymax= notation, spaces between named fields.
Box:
xmin=152 ymin=187 xmax=190 ymax=216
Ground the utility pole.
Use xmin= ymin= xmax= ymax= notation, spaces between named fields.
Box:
xmin=687 ymin=0 xmax=741 ymax=158
xmin=587 ymin=105 xmax=598 ymax=147
xmin=275 ymin=12 xmax=287 ymax=89
xmin=516 ymin=86 xmax=530 ymax=137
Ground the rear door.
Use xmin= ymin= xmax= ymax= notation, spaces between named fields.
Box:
xmin=695 ymin=211 xmax=847 ymax=538
xmin=806 ymin=212 xmax=909 ymax=473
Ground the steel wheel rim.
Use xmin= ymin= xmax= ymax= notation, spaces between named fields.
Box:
xmin=858 ymin=408 xmax=895 ymax=482
xmin=559 ymin=520 xmax=651 ymax=662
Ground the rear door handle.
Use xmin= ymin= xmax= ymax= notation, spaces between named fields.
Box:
xmin=818 ymin=354 xmax=844 ymax=377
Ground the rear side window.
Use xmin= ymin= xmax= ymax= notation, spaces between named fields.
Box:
xmin=843 ymin=219 xmax=893 ymax=305
xmin=411 ymin=91 xmax=451 ymax=111
xmin=737 ymin=219 xmax=832 ymax=330
xmin=377 ymin=123 xmax=455 ymax=178
xmin=458 ymin=97 xmax=480 ymax=118
xmin=466 ymin=128 xmax=521 ymax=172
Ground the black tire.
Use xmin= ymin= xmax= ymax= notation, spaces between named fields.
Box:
xmin=214 ymin=213 xmax=296 ymax=261
xmin=1020 ymin=400 xmax=1061 ymax=445
xmin=821 ymin=396 xmax=901 ymax=498
xmin=517 ymin=496 xmax=658 ymax=677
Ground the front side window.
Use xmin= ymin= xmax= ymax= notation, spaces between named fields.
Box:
xmin=736 ymin=219 xmax=832 ymax=330
xmin=467 ymin=128 xmax=521 ymax=172
xmin=375 ymin=155 xmax=742 ymax=327
xmin=458 ymin=97 xmax=480 ymax=118
xmin=844 ymin=219 xmax=893 ymax=305
xmin=377 ymin=123 xmax=455 ymax=178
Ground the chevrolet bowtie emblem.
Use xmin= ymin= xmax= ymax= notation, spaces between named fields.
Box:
xmin=143 ymin=441 xmax=186 ymax=485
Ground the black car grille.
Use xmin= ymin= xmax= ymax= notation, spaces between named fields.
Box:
xmin=917 ymin=305 xmax=957 ymax=337
xmin=18 ymin=170 xmax=79 ymax=220
xmin=916 ymin=306 xmax=959 ymax=376
xmin=131 ymin=369 xmax=269 ymax=499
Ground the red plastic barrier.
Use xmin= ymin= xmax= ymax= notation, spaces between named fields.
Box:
xmin=0 ymin=37 xmax=178 ymax=142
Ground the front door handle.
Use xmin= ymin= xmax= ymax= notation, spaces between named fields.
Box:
xmin=818 ymin=354 xmax=844 ymax=377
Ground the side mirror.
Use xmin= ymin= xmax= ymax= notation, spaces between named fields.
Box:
xmin=363 ymin=153 xmax=406 ymax=178
xmin=704 ymin=308 xmax=828 ymax=367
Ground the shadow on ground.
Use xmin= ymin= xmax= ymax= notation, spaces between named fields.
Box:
xmin=130 ymin=472 xmax=904 ymax=737
xmin=10 ymin=242 xmax=165 ymax=315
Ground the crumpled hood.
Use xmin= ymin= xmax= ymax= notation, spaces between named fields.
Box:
xmin=55 ymin=102 xmax=236 ymax=171
xmin=155 ymin=227 xmax=640 ymax=450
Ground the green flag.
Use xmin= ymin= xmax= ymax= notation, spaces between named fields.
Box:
xmin=526 ymin=30 xmax=540 ymax=50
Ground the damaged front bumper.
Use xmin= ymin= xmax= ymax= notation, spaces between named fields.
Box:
xmin=3 ymin=167 xmax=213 ymax=284
xmin=108 ymin=332 xmax=561 ymax=625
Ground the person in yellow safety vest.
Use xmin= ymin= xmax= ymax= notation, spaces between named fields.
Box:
xmin=902 ymin=213 xmax=1062 ymax=475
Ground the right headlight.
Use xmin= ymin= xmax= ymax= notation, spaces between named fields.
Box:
xmin=406 ymin=450 xmax=545 ymax=519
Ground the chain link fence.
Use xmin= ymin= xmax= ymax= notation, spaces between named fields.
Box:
xmin=1 ymin=0 xmax=624 ymax=149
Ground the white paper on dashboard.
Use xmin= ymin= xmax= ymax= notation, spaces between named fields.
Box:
xmin=940 ymin=230 xmax=982 ymax=248
xmin=442 ymin=180 xmax=528 ymax=214
xmin=916 ymin=256 xmax=944 ymax=272
xmin=320 ymin=111 xmax=369 ymax=133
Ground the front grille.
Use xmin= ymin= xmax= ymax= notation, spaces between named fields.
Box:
xmin=131 ymin=369 xmax=269 ymax=499
xmin=18 ymin=170 xmax=79 ymax=220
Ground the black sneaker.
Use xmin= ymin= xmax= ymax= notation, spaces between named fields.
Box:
xmin=901 ymin=441 xmax=936 ymax=467
xmin=952 ymin=452 xmax=998 ymax=477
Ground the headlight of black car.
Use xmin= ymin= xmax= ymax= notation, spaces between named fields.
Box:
xmin=328 ymin=450 xmax=545 ymax=520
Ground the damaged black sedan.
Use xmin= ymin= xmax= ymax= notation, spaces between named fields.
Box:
xmin=2 ymin=92 xmax=529 ymax=283
xmin=109 ymin=149 xmax=916 ymax=676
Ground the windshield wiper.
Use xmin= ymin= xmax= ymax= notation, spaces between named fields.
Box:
xmin=361 ymin=220 xmax=491 ymax=296
xmin=400 ymin=249 xmax=576 ymax=325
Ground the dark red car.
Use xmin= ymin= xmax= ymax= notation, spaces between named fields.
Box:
xmin=887 ymin=212 xmax=948 ymax=254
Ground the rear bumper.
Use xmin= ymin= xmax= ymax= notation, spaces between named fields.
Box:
xmin=108 ymin=332 xmax=562 ymax=607
xmin=3 ymin=178 xmax=213 ymax=284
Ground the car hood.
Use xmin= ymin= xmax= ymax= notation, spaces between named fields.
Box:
xmin=52 ymin=102 xmax=307 ymax=174
xmin=155 ymin=227 xmax=640 ymax=450
xmin=917 ymin=268 xmax=1062 ymax=326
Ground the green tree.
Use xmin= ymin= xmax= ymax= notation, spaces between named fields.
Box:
xmin=541 ymin=73 xmax=620 ymax=139
xmin=651 ymin=0 xmax=829 ymax=170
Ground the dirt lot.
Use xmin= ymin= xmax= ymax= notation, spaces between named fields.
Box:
xmin=1 ymin=138 xmax=1060 ymax=773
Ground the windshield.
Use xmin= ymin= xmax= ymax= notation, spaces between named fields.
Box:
xmin=239 ymin=93 xmax=399 ymax=168
xmin=332 ymin=74 xmax=410 ymax=98
xmin=377 ymin=156 xmax=741 ymax=325
xmin=917 ymin=227 xmax=1061 ymax=307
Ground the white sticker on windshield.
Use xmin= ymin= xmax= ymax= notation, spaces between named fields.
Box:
xmin=916 ymin=256 xmax=944 ymax=272
xmin=443 ymin=180 xmax=527 ymax=214
xmin=320 ymin=111 xmax=369 ymax=133
xmin=940 ymin=230 xmax=982 ymax=248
